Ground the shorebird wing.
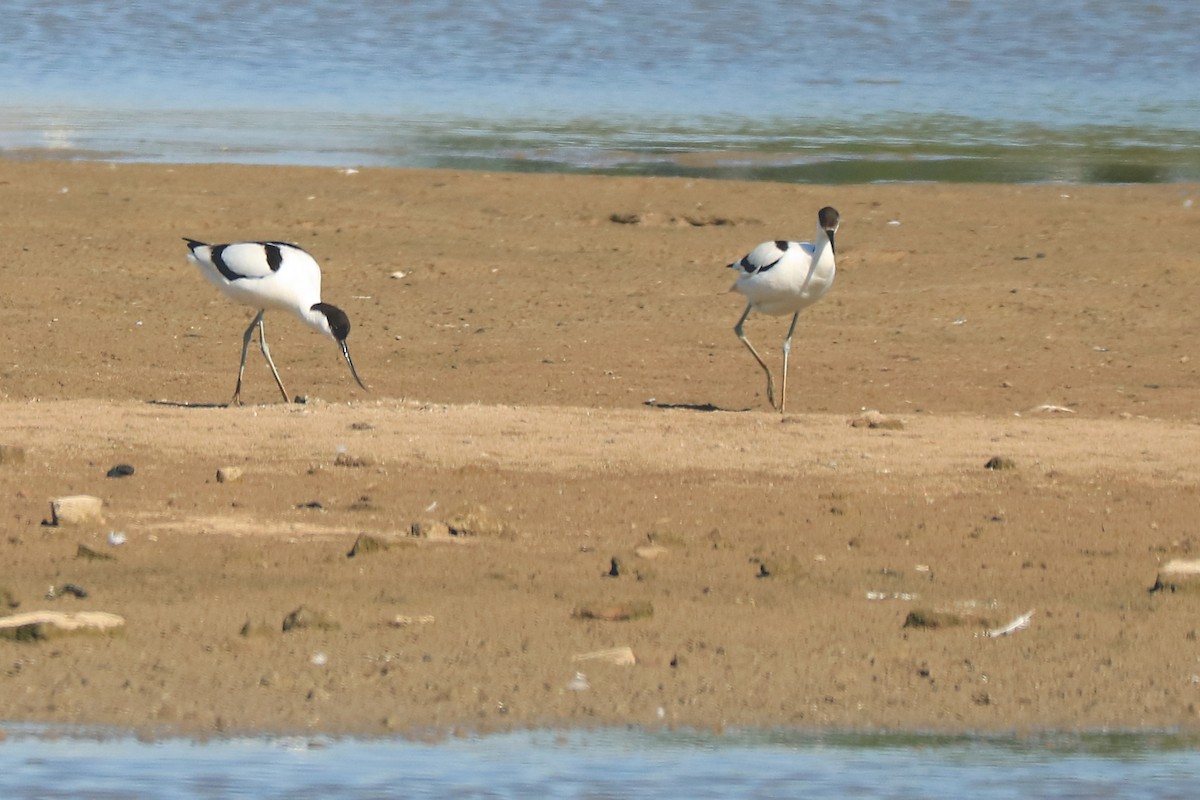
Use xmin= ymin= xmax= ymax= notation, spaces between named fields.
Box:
xmin=183 ymin=239 xmax=311 ymax=283
xmin=730 ymin=240 xmax=791 ymax=275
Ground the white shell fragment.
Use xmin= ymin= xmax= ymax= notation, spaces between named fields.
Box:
xmin=983 ymin=609 xmax=1035 ymax=638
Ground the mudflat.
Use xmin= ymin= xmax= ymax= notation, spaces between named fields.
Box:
xmin=1 ymin=161 xmax=1199 ymax=736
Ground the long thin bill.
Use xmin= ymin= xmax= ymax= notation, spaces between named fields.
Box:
xmin=339 ymin=340 xmax=368 ymax=390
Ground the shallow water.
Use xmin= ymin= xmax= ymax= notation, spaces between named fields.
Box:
xmin=1 ymin=0 xmax=1199 ymax=180
xmin=3 ymin=726 xmax=1200 ymax=799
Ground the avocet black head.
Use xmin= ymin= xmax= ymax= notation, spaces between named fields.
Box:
xmin=818 ymin=206 xmax=840 ymax=254
xmin=183 ymin=237 xmax=368 ymax=405
xmin=312 ymin=302 xmax=367 ymax=391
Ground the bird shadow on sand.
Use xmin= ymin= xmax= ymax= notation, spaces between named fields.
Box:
xmin=643 ymin=400 xmax=752 ymax=413
xmin=146 ymin=399 xmax=229 ymax=410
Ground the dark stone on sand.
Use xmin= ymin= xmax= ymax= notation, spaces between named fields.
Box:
xmin=76 ymin=544 xmax=114 ymax=561
xmin=348 ymin=495 xmax=376 ymax=511
xmin=903 ymin=610 xmax=961 ymax=629
xmin=106 ymin=464 xmax=135 ymax=478
xmin=239 ymin=619 xmax=276 ymax=638
xmin=410 ymin=520 xmax=453 ymax=540
xmin=446 ymin=505 xmax=513 ymax=538
xmin=572 ymin=602 xmax=654 ymax=622
xmin=282 ymin=605 xmax=340 ymax=632
xmin=903 ymin=609 xmax=994 ymax=630
xmin=334 ymin=452 xmax=373 ymax=467
xmin=347 ymin=534 xmax=388 ymax=558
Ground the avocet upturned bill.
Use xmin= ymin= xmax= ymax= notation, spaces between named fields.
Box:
xmin=184 ymin=238 xmax=367 ymax=405
xmin=728 ymin=206 xmax=839 ymax=413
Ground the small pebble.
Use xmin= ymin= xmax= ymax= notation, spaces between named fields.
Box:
xmin=216 ymin=466 xmax=243 ymax=484
xmin=635 ymin=545 xmax=667 ymax=560
xmin=50 ymin=495 xmax=104 ymax=526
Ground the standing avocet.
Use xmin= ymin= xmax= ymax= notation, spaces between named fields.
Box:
xmin=728 ymin=206 xmax=838 ymax=413
xmin=184 ymin=238 xmax=367 ymax=405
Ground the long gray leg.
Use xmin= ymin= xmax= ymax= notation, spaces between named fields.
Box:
xmin=779 ymin=312 xmax=800 ymax=414
xmin=734 ymin=303 xmax=777 ymax=410
xmin=231 ymin=310 xmax=290 ymax=405
xmin=231 ymin=310 xmax=264 ymax=406
xmin=256 ymin=315 xmax=291 ymax=403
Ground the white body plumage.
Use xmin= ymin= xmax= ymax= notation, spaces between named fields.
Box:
xmin=187 ymin=241 xmax=330 ymax=333
xmin=730 ymin=225 xmax=836 ymax=316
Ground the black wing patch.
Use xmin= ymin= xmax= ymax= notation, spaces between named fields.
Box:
xmin=264 ymin=243 xmax=284 ymax=272
xmin=738 ymin=240 xmax=789 ymax=275
xmin=192 ymin=239 xmax=307 ymax=281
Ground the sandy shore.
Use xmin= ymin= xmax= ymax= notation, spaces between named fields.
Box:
xmin=2 ymin=160 xmax=1200 ymax=736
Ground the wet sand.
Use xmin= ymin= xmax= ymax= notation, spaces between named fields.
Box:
xmin=2 ymin=161 xmax=1200 ymax=736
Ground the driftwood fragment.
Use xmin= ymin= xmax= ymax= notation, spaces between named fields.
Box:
xmin=0 ymin=610 xmax=125 ymax=641
xmin=572 ymin=646 xmax=637 ymax=666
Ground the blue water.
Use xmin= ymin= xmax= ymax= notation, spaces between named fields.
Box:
xmin=1 ymin=0 xmax=1199 ymax=181
xmin=3 ymin=727 xmax=1200 ymax=799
